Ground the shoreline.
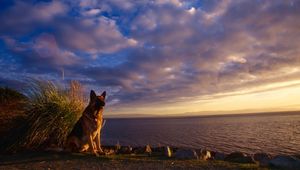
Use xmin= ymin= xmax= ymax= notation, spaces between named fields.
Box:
xmin=1 ymin=145 xmax=300 ymax=169
xmin=0 ymin=151 xmax=264 ymax=170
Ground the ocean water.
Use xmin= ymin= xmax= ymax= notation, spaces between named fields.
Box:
xmin=102 ymin=112 xmax=300 ymax=155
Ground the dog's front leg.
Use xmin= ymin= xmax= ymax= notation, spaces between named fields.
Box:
xmin=95 ymin=131 xmax=103 ymax=153
xmin=88 ymin=134 xmax=99 ymax=156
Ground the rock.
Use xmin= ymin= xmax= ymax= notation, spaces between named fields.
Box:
xmin=118 ymin=146 xmax=133 ymax=154
xmin=213 ymin=152 xmax=227 ymax=160
xmin=152 ymin=147 xmax=164 ymax=153
xmin=198 ymin=149 xmax=212 ymax=160
xmin=150 ymin=146 xmax=172 ymax=157
xmin=132 ymin=147 xmax=144 ymax=154
xmin=132 ymin=146 xmax=151 ymax=155
xmin=269 ymin=155 xmax=300 ymax=169
xmin=224 ymin=152 xmax=255 ymax=164
xmin=253 ymin=153 xmax=271 ymax=167
xmin=145 ymin=145 xmax=152 ymax=156
xmin=115 ymin=142 xmax=121 ymax=151
xmin=151 ymin=147 xmax=164 ymax=156
xmin=104 ymin=149 xmax=115 ymax=155
xmin=175 ymin=149 xmax=198 ymax=159
xmin=164 ymin=146 xmax=172 ymax=158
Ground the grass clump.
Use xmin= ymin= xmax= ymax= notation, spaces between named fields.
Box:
xmin=12 ymin=80 xmax=86 ymax=150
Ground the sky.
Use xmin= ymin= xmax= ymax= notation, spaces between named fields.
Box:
xmin=0 ymin=0 xmax=300 ymax=117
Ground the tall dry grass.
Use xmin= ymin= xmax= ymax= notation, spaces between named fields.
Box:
xmin=9 ymin=80 xmax=86 ymax=151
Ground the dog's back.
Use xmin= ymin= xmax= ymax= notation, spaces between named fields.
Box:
xmin=66 ymin=117 xmax=84 ymax=151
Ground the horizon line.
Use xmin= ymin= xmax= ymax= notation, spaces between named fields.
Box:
xmin=104 ymin=109 xmax=300 ymax=119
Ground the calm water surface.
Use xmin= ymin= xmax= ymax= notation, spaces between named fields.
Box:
xmin=102 ymin=113 xmax=300 ymax=155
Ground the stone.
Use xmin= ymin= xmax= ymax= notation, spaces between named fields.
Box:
xmin=151 ymin=147 xmax=165 ymax=156
xmin=132 ymin=147 xmax=144 ymax=154
xmin=152 ymin=147 xmax=164 ymax=153
xmin=118 ymin=146 xmax=133 ymax=154
xmin=269 ymin=155 xmax=300 ymax=169
xmin=104 ymin=149 xmax=115 ymax=155
xmin=164 ymin=146 xmax=172 ymax=158
xmin=253 ymin=153 xmax=271 ymax=167
xmin=115 ymin=142 xmax=121 ymax=151
xmin=175 ymin=149 xmax=198 ymax=159
xmin=198 ymin=149 xmax=212 ymax=160
xmin=145 ymin=145 xmax=152 ymax=156
xmin=131 ymin=146 xmax=152 ymax=155
xmin=213 ymin=152 xmax=227 ymax=160
xmin=224 ymin=152 xmax=255 ymax=164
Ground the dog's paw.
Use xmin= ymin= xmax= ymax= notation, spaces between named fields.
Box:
xmin=96 ymin=149 xmax=104 ymax=155
xmin=93 ymin=151 xmax=100 ymax=157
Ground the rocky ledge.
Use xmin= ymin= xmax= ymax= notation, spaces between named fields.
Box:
xmin=99 ymin=145 xmax=300 ymax=169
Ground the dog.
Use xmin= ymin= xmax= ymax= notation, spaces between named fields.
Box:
xmin=66 ymin=90 xmax=106 ymax=156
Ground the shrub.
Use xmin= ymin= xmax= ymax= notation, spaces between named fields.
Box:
xmin=0 ymin=87 xmax=27 ymax=153
xmin=0 ymin=87 xmax=27 ymax=105
xmin=11 ymin=80 xmax=86 ymax=150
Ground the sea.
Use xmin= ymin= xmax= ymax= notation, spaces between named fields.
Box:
xmin=102 ymin=112 xmax=300 ymax=155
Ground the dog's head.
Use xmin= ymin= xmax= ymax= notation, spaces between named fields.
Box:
xmin=89 ymin=90 xmax=106 ymax=118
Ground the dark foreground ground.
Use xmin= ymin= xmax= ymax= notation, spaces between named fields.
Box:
xmin=0 ymin=152 xmax=271 ymax=170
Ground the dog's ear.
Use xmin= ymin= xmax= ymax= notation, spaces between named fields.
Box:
xmin=101 ymin=91 xmax=106 ymax=99
xmin=90 ymin=90 xmax=97 ymax=101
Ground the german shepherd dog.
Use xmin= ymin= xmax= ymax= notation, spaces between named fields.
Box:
xmin=66 ymin=90 xmax=106 ymax=156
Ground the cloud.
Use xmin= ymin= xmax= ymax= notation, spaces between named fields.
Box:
xmin=33 ymin=33 xmax=79 ymax=66
xmin=0 ymin=1 xmax=66 ymax=35
xmin=54 ymin=16 xmax=137 ymax=54
xmin=1 ymin=34 xmax=81 ymax=77
xmin=0 ymin=0 xmax=136 ymax=54
xmin=155 ymin=0 xmax=183 ymax=7
xmin=0 ymin=0 xmax=300 ymax=113
xmin=82 ymin=8 xmax=102 ymax=16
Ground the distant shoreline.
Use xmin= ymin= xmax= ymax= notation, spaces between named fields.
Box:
xmin=105 ymin=110 xmax=300 ymax=119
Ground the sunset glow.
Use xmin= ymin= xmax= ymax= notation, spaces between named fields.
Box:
xmin=108 ymin=81 xmax=300 ymax=117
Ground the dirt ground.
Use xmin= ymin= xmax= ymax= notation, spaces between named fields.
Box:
xmin=0 ymin=152 xmax=269 ymax=170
